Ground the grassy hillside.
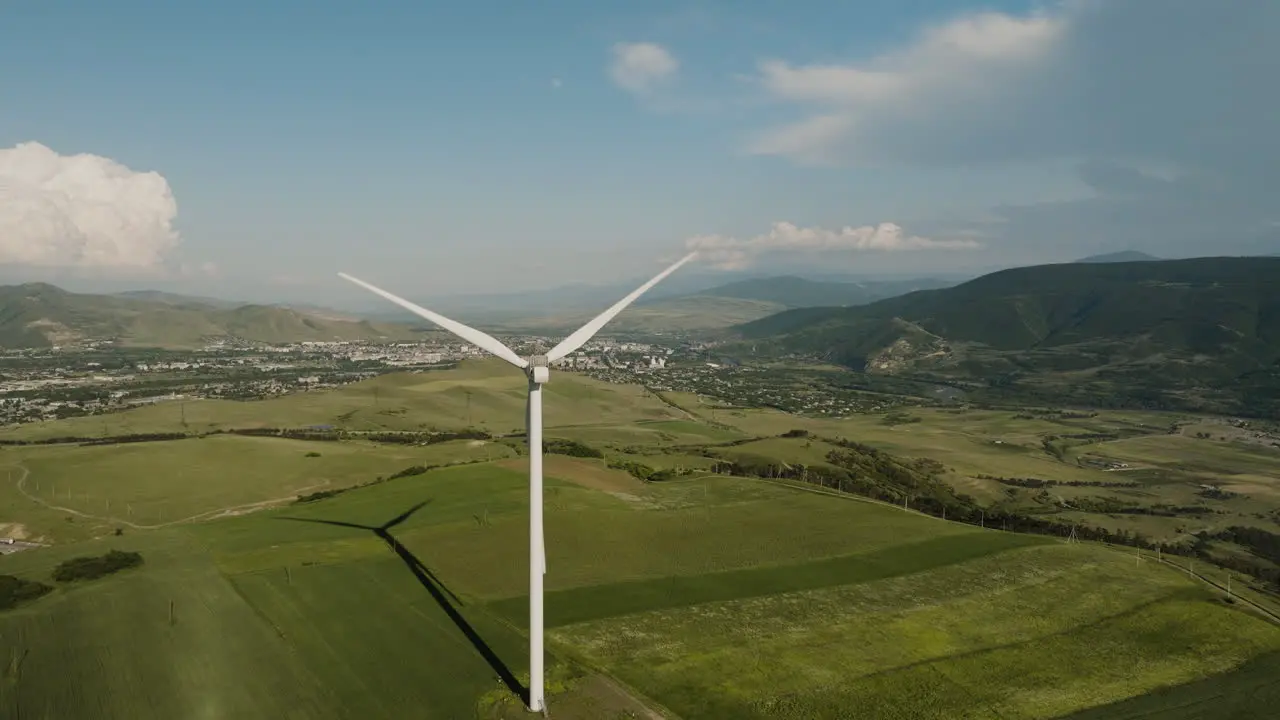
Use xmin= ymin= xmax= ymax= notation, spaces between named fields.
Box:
xmin=0 ymin=359 xmax=692 ymax=442
xmin=737 ymin=257 xmax=1280 ymax=414
xmin=0 ymin=282 xmax=423 ymax=348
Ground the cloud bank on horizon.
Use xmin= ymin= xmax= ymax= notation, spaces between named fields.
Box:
xmin=687 ymin=222 xmax=979 ymax=270
xmin=0 ymin=142 xmax=199 ymax=275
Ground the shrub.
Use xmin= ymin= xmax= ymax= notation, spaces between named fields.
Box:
xmin=607 ymin=459 xmax=655 ymax=481
xmin=545 ymin=439 xmax=604 ymax=458
xmin=294 ymin=488 xmax=350 ymax=504
xmin=387 ymin=465 xmax=433 ymax=481
xmin=52 ymin=550 xmax=144 ymax=583
xmin=0 ymin=575 xmax=53 ymax=610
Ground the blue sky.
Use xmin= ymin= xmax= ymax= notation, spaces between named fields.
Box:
xmin=1 ymin=0 xmax=1275 ymax=302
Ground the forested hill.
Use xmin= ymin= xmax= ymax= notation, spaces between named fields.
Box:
xmin=735 ymin=257 xmax=1280 ymax=414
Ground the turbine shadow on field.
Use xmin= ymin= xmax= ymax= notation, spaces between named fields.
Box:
xmin=277 ymin=500 xmax=527 ymax=704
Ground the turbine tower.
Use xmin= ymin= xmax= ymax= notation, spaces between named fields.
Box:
xmin=338 ymin=251 xmax=697 ymax=713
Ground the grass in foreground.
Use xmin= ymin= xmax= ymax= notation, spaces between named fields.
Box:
xmin=3 ymin=460 xmax=1279 ymax=718
xmin=554 ymin=543 xmax=1280 ymax=719
xmin=489 ymin=531 xmax=1046 ymax=627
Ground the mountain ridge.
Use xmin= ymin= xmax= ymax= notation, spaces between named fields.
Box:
xmin=734 ymin=256 xmax=1280 ymax=413
xmin=0 ymin=283 xmax=423 ymax=348
xmin=1074 ymin=250 xmax=1164 ymax=263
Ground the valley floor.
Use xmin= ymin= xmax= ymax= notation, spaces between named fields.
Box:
xmin=3 ymin=365 xmax=1280 ymax=718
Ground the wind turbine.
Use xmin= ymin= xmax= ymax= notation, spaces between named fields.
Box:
xmin=338 ymin=251 xmax=697 ymax=713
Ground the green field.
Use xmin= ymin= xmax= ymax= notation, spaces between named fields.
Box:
xmin=1 ymin=435 xmax=516 ymax=543
xmin=3 ymin=365 xmax=1280 ymax=718
xmin=5 ymin=461 xmax=1279 ymax=718
xmin=0 ymin=359 xmax=686 ymax=441
xmin=555 ymin=543 xmax=1280 ymax=719
xmin=697 ymin=405 xmax=1280 ymax=540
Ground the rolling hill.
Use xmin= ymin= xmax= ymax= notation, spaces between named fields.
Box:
xmin=0 ymin=283 xmax=424 ymax=348
xmin=112 ymin=290 xmax=243 ymax=308
xmin=735 ymin=257 xmax=1280 ymax=413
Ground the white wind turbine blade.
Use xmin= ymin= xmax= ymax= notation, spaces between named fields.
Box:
xmin=338 ymin=273 xmax=528 ymax=369
xmin=545 ymin=251 xmax=699 ymax=363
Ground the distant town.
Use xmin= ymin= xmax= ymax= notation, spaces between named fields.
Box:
xmin=0 ymin=335 xmax=907 ymax=427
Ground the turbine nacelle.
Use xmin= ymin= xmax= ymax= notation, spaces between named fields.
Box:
xmin=526 ymin=356 xmax=550 ymax=385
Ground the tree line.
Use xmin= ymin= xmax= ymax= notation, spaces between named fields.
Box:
xmin=977 ymin=474 xmax=1140 ymax=489
xmin=52 ymin=550 xmax=144 ymax=582
xmin=705 ymin=430 xmax=1280 ymax=591
xmin=0 ymin=432 xmax=189 ymax=447
xmin=2 ymin=550 xmax=148 ymax=613
xmin=0 ymin=574 xmax=52 ymax=611
xmin=0 ymin=427 xmax=497 ymax=447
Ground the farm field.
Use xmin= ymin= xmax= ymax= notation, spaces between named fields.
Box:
xmin=0 ymin=434 xmax=517 ymax=543
xmin=0 ymin=528 xmax=532 ymax=720
xmin=2 ymin=364 xmax=1280 ymax=718
xmin=3 ymin=452 xmax=1278 ymax=718
xmin=554 ymin=542 xmax=1280 ymax=719
xmin=694 ymin=404 xmax=1280 ymax=540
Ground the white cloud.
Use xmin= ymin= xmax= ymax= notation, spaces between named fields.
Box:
xmin=0 ymin=142 xmax=182 ymax=270
xmin=609 ymin=42 xmax=679 ymax=94
xmin=687 ymin=221 xmax=979 ymax=270
xmin=744 ymin=0 xmax=1280 ymax=257
xmin=551 ymin=77 xmax=563 ymax=89
xmin=748 ymin=9 xmax=1066 ymax=165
